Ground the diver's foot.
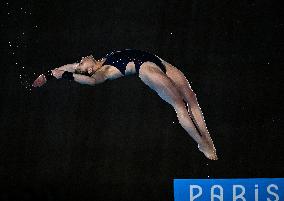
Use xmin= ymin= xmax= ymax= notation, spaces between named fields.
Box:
xmin=198 ymin=141 xmax=218 ymax=160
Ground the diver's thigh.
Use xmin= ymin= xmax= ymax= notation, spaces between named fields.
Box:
xmin=139 ymin=64 xmax=183 ymax=105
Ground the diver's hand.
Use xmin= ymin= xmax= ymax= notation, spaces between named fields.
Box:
xmin=32 ymin=69 xmax=65 ymax=87
xmin=51 ymin=68 xmax=65 ymax=79
xmin=32 ymin=74 xmax=47 ymax=87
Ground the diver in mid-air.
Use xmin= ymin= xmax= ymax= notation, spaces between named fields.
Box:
xmin=32 ymin=49 xmax=218 ymax=160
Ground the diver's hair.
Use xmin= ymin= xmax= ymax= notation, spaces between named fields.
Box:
xmin=87 ymin=55 xmax=95 ymax=61
xmin=81 ymin=55 xmax=95 ymax=62
xmin=74 ymin=69 xmax=91 ymax=77
xmin=81 ymin=71 xmax=92 ymax=76
xmin=74 ymin=68 xmax=82 ymax=74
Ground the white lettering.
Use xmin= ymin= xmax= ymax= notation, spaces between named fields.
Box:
xmin=267 ymin=184 xmax=279 ymax=201
xmin=233 ymin=185 xmax=246 ymax=201
xmin=255 ymin=184 xmax=259 ymax=201
xmin=190 ymin=185 xmax=202 ymax=201
xmin=211 ymin=185 xmax=223 ymax=201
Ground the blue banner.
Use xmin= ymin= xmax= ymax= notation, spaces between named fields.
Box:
xmin=174 ymin=178 xmax=284 ymax=201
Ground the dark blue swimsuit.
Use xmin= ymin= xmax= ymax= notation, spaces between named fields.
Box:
xmin=102 ymin=49 xmax=166 ymax=75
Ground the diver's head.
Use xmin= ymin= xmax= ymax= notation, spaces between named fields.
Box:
xmin=75 ymin=55 xmax=101 ymax=75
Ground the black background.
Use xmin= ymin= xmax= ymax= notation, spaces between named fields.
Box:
xmin=0 ymin=0 xmax=283 ymax=200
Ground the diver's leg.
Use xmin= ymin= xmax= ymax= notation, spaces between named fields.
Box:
xmin=163 ymin=63 xmax=217 ymax=158
xmin=139 ymin=63 xmax=217 ymax=160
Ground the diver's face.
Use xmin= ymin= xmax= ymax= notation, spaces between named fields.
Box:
xmin=75 ymin=56 xmax=95 ymax=75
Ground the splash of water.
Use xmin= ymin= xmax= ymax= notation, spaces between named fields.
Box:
xmin=19 ymin=71 xmax=37 ymax=93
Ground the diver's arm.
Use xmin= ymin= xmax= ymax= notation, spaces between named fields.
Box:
xmin=59 ymin=70 xmax=107 ymax=86
xmin=53 ymin=63 xmax=79 ymax=72
xmin=32 ymin=67 xmax=107 ymax=87
xmin=32 ymin=63 xmax=78 ymax=87
xmin=32 ymin=69 xmax=94 ymax=87
xmin=72 ymin=74 xmax=97 ymax=85
xmin=50 ymin=70 xmax=97 ymax=86
xmin=90 ymin=71 xmax=108 ymax=84
xmin=57 ymin=64 xmax=108 ymax=85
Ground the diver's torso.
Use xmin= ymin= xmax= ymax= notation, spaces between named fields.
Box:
xmin=102 ymin=49 xmax=166 ymax=75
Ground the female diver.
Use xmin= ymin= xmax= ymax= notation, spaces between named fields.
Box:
xmin=32 ymin=49 xmax=218 ymax=160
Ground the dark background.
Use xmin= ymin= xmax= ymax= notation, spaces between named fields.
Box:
xmin=0 ymin=0 xmax=283 ymax=200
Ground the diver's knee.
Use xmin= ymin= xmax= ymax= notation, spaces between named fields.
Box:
xmin=173 ymin=100 xmax=187 ymax=113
